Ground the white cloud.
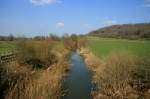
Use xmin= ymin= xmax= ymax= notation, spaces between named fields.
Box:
xmin=30 ymin=0 xmax=59 ymax=5
xmin=144 ymin=0 xmax=150 ymax=7
xmin=103 ymin=20 xmax=117 ymax=26
xmin=56 ymin=22 xmax=64 ymax=28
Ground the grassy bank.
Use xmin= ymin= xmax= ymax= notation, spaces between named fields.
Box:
xmin=79 ymin=37 xmax=150 ymax=99
xmin=0 ymin=40 xmax=70 ymax=99
xmin=79 ymin=48 xmax=150 ymax=99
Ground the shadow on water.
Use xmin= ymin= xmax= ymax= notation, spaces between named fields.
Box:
xmin=62 ymin=52 xmax=92 ymax=99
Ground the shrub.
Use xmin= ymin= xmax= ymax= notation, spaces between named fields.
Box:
xmin=63 ymin=34 xmax=78 ymax=51
xmin=16 ymin=40 xmax=58 ymax=69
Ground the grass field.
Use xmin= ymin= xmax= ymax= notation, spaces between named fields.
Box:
xmin=0 ymin=41 xmax=16 ymax=53
xmin=86 ymin=37 xmax=150 ymax=98
xmin=0 ymin=40 xmax=64 ymax=54
xmin=87 ymin=37 xmax=150 ymax=57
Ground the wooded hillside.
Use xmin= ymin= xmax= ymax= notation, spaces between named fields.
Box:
xmin=89 ymin=23 xmax=150 ymax=39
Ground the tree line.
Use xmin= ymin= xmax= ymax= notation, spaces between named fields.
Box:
xmin=0 ymin=33 xmax=87 ymax=51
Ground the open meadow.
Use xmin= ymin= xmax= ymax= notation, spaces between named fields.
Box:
xmin=0 ymin=41 xmax=16 ymax=53
xmin=87 ymin=37 xmax=150 ymax=57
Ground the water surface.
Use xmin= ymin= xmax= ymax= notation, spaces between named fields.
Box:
xmin=63 ymin=52 xmax=92 ymax=99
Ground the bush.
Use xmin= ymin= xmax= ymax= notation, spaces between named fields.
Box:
xmin=63 ymin=35 xmax=78 ymax=51
xmin=16 ymin=40 xmax=58 ymax=69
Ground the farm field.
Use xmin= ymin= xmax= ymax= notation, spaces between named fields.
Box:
xmin=87 ymin=37 xmax=150 ymax=57
xmin=0 ymin=41 xmax=16 ymax=53
xmin=0 ymin=41 xmax=65 ymax=54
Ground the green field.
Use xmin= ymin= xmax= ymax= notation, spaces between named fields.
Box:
xmin=0 ymin=41 xmax=64 ymax=54
xmin=87 ymin=37 xmax=150 ymax=57
xmin=0 ymin=41 xmax=16 ymax=53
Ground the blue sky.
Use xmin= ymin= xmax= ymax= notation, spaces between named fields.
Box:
xmin=0 ymin=0 xmax=150 ymax=36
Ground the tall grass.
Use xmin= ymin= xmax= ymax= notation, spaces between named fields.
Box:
xmin=0 ymin=39 xmax=69 ymax=99
xmin=79 ymin=48 xmax=150 ymax=99
xmin=93 ymin=52 xmax=137 ymax=98
xmin=4 ymin=60 xmax=68 ymax=99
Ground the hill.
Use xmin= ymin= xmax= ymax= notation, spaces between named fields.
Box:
xmin=89 ymin=23 xmax=150 ymax=39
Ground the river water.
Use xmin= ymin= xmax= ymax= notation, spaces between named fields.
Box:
xmin=63 ymin=52 xmax=92 ymax=99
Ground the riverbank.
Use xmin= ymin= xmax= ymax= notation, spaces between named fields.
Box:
xmin=0 ymin=40 xmax=70 ymax=99
xmin=78 ymin=47 xmax=150 ymax=99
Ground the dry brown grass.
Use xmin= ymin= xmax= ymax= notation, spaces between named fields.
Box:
xmin=4 ymin=59 xmax=69 ymax=99
xmin=0 ymin=39 xmax=69 ymax=99
xmin=93 ymin=52 xmax=137 ymax=99
xmin=79 ymin=48 xmax=150 ymax=99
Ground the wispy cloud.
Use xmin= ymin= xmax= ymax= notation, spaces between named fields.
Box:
xmin=30 ymin=0 xmax=60 ymax=6
xmin=143 ymin=0 xmax=150 ymax=7
xmin=56 ymin=22 xmax=64 ymax=28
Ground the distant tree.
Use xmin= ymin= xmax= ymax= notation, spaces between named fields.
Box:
xmin=63 ymin=34 xmax=78 ymax=51
xmin=49 ymin=34 xmax=60 ymax=41
xmin=141 ymin=30 xmax=150 ymax=38
xmin=0 ymin=36 xmax=5 ymax=41
xmin=34 ymin=36 xmax=47 ymax=40
xmin=77 ymin=37 xmax=87 ymax=49
xmin=62 ymin=33 xmax=69 ymax=39
xmin=8 ymin=34 xmax=14 ymax=41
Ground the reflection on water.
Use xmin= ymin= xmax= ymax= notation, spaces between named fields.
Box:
xmin=63 ymin=52 xmax=92 ymax=99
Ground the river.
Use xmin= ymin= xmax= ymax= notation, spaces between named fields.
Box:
xmin=63 ymin=52 xmax=92 ymax=99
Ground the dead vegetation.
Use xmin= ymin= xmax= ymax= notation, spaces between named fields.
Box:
xmin=79 ymin=48 xmax=150 ymax=99
xmin=0 ymin=39 xmax=70 ymax=99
